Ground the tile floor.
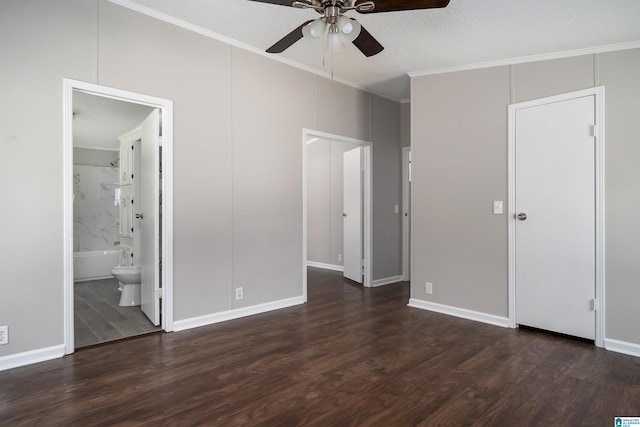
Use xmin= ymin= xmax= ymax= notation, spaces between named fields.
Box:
xmin=74 ymin=278 xmax=160 ymax=348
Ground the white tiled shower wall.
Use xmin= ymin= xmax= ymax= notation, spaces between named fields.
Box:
xmin=73 ymin=165 xmax=119 ymax=252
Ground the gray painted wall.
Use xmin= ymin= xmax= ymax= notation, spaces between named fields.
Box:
xmin=400 ymin=103 xmax=410 ymax=148
xmin=0 ymin=0 xmax=402 ymax=359
xmin=411 ymin=49 xmax=640 ymax=346
xmin=371 ymin=96 xmax=403 ymax=280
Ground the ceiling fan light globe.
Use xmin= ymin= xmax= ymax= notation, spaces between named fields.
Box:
xmin=309 ymin=18 xmax=326 ymax=38
xmin=338 ymin=17 xmax=361 ymax=43
xmin=337 ymin=15 xmax=353 ymax=34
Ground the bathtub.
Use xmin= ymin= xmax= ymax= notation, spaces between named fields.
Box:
xmin=74 ymin=250 xmax=119 ymax=282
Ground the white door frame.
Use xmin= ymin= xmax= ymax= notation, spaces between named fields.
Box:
xmin=401 ymin=146 xmax=411 ymax=281
xmin=302 ymin=128 xmax=373 ymax=301
xmin=63 ymin=79 xmax=174 ymax=354
xmin=507 ymin=86 xmax=605 ymax=347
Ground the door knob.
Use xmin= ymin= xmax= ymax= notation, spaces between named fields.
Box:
xmin=135 ymin=213 xmax=144 ymax=219
xmin=342 ymin=213 xmax=347 ymax=217
xmin=517 ymin=213 xmax=527 ymax=221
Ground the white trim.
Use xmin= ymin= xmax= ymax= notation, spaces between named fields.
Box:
xmin=302 ymin=129 xmax=374 ymax=293
xmin=604 ymin=339 xmax=640 ymax=358
xmin=401 ymin=147 xmax=411 ymax=281
xmin=63 ymin=79 xmax=74 ymax=353
xmin=173 ymin=296 xmax=304 ymax=332
xmin=307 ymin=261 xmax=344 ymax=272
xmin=408 ymin=40 xmax=640 ymax=78
xmin=507 ymin=87 xmax=605 ymax=347
xmin=372 ymin=275 xmax=403 ymax=287
xmin=362 ymin=144 xmax=373 ymax=288
xmin=407 ymin=299 xmax=509 ymax=328
xmin=106 ymin=0 xmax=401 ymax=103
xmin=63 ymin=79 xmax=175 ymax=356
xmin=0 ymin=345 xmax=65 ymax=372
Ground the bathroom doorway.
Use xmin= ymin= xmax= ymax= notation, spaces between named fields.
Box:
xmin=63 ymin=80 xmax=174 ymax=353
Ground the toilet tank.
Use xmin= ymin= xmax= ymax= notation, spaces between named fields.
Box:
xmin=119 ymin=245 xmax=133 ymax=266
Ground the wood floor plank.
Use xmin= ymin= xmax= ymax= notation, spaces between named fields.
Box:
xmin=1 ymin=268 xmax=639 ymax=425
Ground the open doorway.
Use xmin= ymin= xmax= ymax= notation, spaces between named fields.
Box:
xmin=63 ymin=79 xmax=174 ymax=353
xmin=302 ymin=129 xmax=372 ymax=301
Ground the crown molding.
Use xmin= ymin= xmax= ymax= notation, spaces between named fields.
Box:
xmin=106 ymin=0 xmax=403 ymax=103
xmin=408 ymin=40 xmax=640 ymax=78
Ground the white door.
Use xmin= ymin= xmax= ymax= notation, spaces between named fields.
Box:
xmin=139 ymin=110 xmax=161 ymax=326
xmin=514 ymin=95 xmax=595 ymax=340
xmin=343 ymin=147 xmax=363 ymax=283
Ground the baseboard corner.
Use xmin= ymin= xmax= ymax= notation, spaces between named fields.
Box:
xmin=604 ymin=338 xmax=640 ymax=358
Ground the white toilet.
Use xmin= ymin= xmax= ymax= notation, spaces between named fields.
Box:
xmin=111 ymin=265 xmax=141 ymax=306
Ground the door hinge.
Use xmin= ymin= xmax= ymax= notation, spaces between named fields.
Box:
xmin=591 ymin=125 xmax=598 ymax=139
xmin=592 ymin=298 xmax=599 ymax=311
xmin=361 ymin=260 xmax=365 ymax=274
xmin=156 ymin=289 xmax=163 ymax=299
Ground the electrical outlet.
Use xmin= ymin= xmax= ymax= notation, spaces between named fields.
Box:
xmin=0 ymin=325 xmax=8 ymax=345
xmin=425 ymin=282 xmax=433 ymax=295
xmin=338 ymin=254 xmax=342 ymax=262
xmin=235 ymin=287 xmax=243 ymax=301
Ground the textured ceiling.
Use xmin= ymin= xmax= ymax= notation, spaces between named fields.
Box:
xmin=73 ymin=91 xmax=155 ymax=150
xmin=122 ymin=0 xmax=640 ymax=101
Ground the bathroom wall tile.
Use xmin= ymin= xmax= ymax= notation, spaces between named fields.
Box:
xmin=73 ymin=165 xmax=119 ymax=251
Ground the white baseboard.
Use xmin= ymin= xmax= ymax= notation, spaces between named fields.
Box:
xmin=408 ymin=298 xmax=509 ymax=328
xmin=173 ymin=296 xmax=305 ymax=332
xmin=604 ymin=338 xmax=640 ymax=358
xmin=372 ymin=275 xmax=403 ymax=287
xmin=0 ymin=344 xmax=65 ymax=372
xmin=306 ymin=261 xmax=344 ymax=272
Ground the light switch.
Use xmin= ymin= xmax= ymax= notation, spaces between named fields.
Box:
xmin=493 ymin=201 xmax=503 ymax=215
xmin=395 ymin=204 xmax=399 ymax=214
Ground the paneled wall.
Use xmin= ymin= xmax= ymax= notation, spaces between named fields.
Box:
xmin=0 ymin=0 xmax=402 ymax=361
xmin=411 ymin=49 xmax=640 ymax=347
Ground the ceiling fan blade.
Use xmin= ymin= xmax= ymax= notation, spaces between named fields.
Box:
xmin=266 ymin=20 xmax=313 ymax=54
xmin=246 ymin=0 xmax=294 ymax=7
xmin=352 ymin=25 xmax=384 ymax=57
xmin=357 ymin=0 xmax=450 ymax=13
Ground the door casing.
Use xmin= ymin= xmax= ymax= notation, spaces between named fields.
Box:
xmin=402 ymin=146 xmax=411 ymax=281
xmin=507 ymin=86 xmax=605 ymax=347
xmin=63 ymin=79 xmax=174 ymax=354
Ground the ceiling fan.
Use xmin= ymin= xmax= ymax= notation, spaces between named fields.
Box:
xmin=248 ymin=0 xmax=450 ymax=57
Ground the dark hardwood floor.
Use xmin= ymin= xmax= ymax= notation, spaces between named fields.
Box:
xmin=1 ymin=268 xmax=639 ymax=425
